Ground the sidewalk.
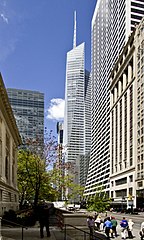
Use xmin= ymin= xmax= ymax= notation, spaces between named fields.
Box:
xmin=1 ymin=225 xmax=141 ymax=240
xmin=94 ymin=221 xmax=140 ymax=240
xmin=1 ymin=216 xmax=142 ymax=240
xmin=1 ymin=226 xmax=60 ymax=240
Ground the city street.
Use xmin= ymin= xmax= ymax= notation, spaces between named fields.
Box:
xmin=96 ymin=221 xmax=141 ymax=239
xmin=95 ymin=212 xmax=144 ymax=239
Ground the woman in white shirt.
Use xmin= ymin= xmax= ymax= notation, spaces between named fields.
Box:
xmin=128 ymin=219 xmax=134 ymax=238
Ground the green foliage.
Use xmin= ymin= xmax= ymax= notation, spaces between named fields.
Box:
xmin=87 ymin=186 xmax=111 ymax=212
xmin=17 ymin=130 xmax=59 ymax=208
xmin=18 ymin=149 xmax=49 ymax=207
xmin=66 ymin=182 xmax=84 ymax=202
xmin=17 ymin=130 xmax=85 ymax=207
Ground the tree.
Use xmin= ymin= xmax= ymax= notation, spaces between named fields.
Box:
xmin=87 ymin=185 xmax=111 ymax=212
xmin=51 ymin=168 xmax=84 ymax=202
xmin=18 ymin=149 xmax=48 ymax=208
xmin=17 ymin=130 xmax=86 ymax=208
xmin=17 ymin=130 xmax=58 ymax=208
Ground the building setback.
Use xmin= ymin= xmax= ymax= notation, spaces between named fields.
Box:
xmin=7 ymin=88 xmax=44 ymax=144
xmin=110 ymin=17 xmax=144 ymax=209
xmin=0 ymin=73 xmax=21 ymax=216
xmin=85 ymin=0 xmax=144 ymax=197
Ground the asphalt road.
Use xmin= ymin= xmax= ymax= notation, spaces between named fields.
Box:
xmin=96 ymin=211 xmax=144 ymax=239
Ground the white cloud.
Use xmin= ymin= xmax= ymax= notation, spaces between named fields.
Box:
xmin=0 ymin=13 xmax=8 ymax=24
xmin=46 ymin=98 xmax=65 ymax=121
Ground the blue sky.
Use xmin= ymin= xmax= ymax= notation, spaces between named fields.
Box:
xmin=0 ymin=0 xmax=96 ymax=135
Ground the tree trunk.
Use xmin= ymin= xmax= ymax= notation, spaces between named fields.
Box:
xmin=19 ymin=192 xmax=25 ymax=209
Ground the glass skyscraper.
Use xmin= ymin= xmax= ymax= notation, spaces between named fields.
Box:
xmin=7 ymin=88 xmax=44 ymax=144
xmin=64 ymin=42 xmax=85 ymax=162
xmin=64 ymin=12 xmax=91 ymax=185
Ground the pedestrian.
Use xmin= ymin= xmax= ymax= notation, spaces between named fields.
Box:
xmin=103 ymin=217 xmax=112 ymax=239
xmin=87 ymin=215 xmax=95 ymax=240
xmin=95 ymin=215 xmax=101 ymax=231
xmin=120 ymin=217 xmax=128 ymax=240
xmin=139 ymin=221 xmax=144 ymax=240
xmin=103 ymin=216 xmax=108 ymax=230
xmin=38 ymin=202 xmax=51 ymax=238
xmin=127 ymin=219 xmax=134 ymax=238
xmin=111 ymin=216 xmax=118 ymax=238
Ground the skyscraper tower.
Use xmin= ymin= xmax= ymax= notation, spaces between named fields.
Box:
xmin=84 ymin=0 xmax=144 ymax=197
xmin=64 ymin=12 xmax=91 ymax=185
xmin=7 ymin=88 xmax=44 ymax=144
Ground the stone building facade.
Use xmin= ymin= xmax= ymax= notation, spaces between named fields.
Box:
xmin=110 ymin=17 xmax=144 ymax=209
xmin=0 ymin=73 xmax=21 ymax=216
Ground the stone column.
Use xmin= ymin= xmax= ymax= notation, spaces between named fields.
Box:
xmin=123 ymin=72 xmax=127 ymax=89
xmin=128 ymin=64 xmax=132 ymax=83
xmin=118 ymin=80 xmax=122 ymax=96
xmin=114 ymin=87 xmax=117 ymax=103
xmin=110 ymin=91 xmax=114 ymax=107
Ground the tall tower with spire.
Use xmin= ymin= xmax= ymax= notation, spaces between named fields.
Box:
xmin=73 ymin=11 xmax=76 ymax=48
xmin=63 ymin=12 xmax=91 ymax=187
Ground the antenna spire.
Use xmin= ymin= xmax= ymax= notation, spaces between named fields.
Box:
xmin=73 ymin=11 xmax=76 ymax=48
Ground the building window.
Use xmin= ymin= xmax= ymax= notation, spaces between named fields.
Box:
xmin=115 ymin=177 xmax=127 ymax=186
xmin=138 ymin=181 xmax=143 ymax=187
xmin=115 ymin=106 xmax=118 ymax=164
xmin=5 ymin=156 xmax=8 ymax=179
xmin=120 ymin=99 xmax=122 ymax=162
xmin=124 ymin=93 xmax=127 ymax=160
xmin=12 ymin=145 xmax=16 ymax=183
xmin=5 ymin=132 xmax=10 ymax=180
xmin=129 ymin=175 xmax=133 ymax=182
xmin=116 ymin=189 xmax=127 ymax=198
xmin=112 ymin=110 xmax=114 ymax=169
xmin=0 ymin=190 xmax=2 ymax=201
xmin=9 ymin=193 xmax=11 ymax=202
xmin=129 ymin=85 xmax=133 ymax=166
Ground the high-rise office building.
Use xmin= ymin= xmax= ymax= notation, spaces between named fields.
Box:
xmin=7 ymin=88 xmax=44 ymax=144
xmin=64 ymin=12 xmax=91 ymax=185
xmin=85 ymin=0 xmax=144 ymax=197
